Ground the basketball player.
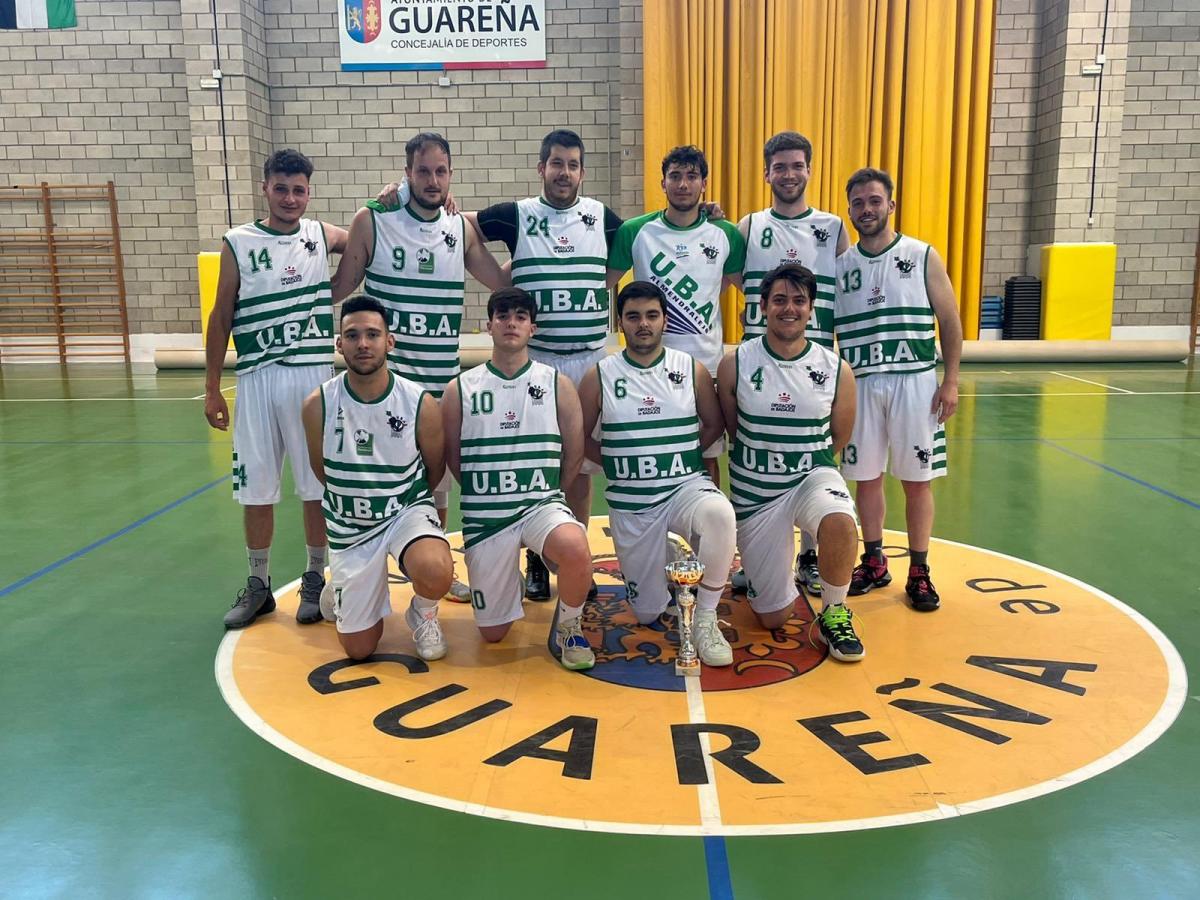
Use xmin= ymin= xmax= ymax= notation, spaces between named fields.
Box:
xmin=206 ymin=148 xmax=348 ymax=629
xmin=578 ymin=281 xmax=736 ymax=665
xmin=464 ymin=129 xmax=621 ymax=602
xmin=717 ymin=263 xmax=864 ymax=661
xmin=834 ymin=168 xmax=962 ymax=611
xmin=736 ymin=131 xmax=850 ymax=597
xmin=441 ymin=287 xmax=596 ymax=670
xmin=300 ymin=296 xmax=454 ymax=661
xmin=606 ymin=145 xmax=746 ymax=484
xmin=331 ymin=132 xmax=506 ymax=602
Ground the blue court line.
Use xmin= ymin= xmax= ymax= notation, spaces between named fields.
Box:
xmin=1041 ymin=440 xmax=1200 ymax=511
xmin=704 ymin=836 xmax=734 ymax=900
xmin=0 ymin=475 xmax=229 ymax=598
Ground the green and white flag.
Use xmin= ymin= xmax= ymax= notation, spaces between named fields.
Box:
xmin=0 ymin=0 xmax=76 ymax=30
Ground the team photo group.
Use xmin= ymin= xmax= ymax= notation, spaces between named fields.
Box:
xmin=203 ymin=126 xmax=964 ymax=674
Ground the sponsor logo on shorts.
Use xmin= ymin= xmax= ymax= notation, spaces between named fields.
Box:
xmin=914 ymin=445 xmax=931 ymax=466
xmin=826 ymin=487 xmax=851 ymax=499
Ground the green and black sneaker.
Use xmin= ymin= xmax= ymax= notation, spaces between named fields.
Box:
xmin=816 ymin=604 xmax=865 ymax=662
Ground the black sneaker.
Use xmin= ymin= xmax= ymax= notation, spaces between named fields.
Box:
xmin=296 ymin=570 xmax=325 ymax=624
xmin=849 ymin=553 xmax=891 ymax=596
xmin=816 ymin=604 xmax=865 ymax=662
xmin=524 ymin=550 xmax=551 ymax=601
xmin=905 ymin=564 xmax=941 ymax=612
xmin=794 ymin=550 xmax=822 ymax=596
xmin=587 ymin=580 xmax=599 ymax=602
xmin=223 ymin=576 xmax=276 ymax=629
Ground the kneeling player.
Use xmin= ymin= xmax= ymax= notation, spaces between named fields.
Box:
xmin=717 ymin=264 xmax=864 ymax=661
xmin=579 ymin=281 xmax=736 ymax=665
xmin=442 ymin=287 xmax=596 ymax=670
xmin=301 ymin=296 xmax=454 ymax=661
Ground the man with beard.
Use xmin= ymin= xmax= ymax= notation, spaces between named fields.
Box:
xmin=332 ymin=132 xmax=506 ymax=602
xmin=206 ymin=148 xmax=348 ymax=629
xmin=300 ymin=296 xmax=455 ymax=662
xmin=578 ymin=281 xmax=736 ymax=666
xmin=734 ymin=131 xmax=850 ymax=599
xmin=441 ymin=288 xmax=596 ymax=671
xmin=717 ymin=264 xmax=864 ymax=660
xmin=834 ymin=168 xmax=962 ymax=612
xmin=606 ymin=145 xmax=746 ymax=485
xmin=464 ymin=129 xmax=623 ymax=602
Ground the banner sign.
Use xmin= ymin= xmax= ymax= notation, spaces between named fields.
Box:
xmin=339 ymin=0 xmax=547 ymax=71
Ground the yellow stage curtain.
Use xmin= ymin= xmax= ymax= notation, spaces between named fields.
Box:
xmin=643 ymin=0 xmax=994 ymax=339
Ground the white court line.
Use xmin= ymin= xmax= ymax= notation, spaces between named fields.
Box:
xmin=961 ymin=390 xmax=1200 ymax=397
xmin=190 ymin=385 xmax=237 ymax=400
xmin=684 ymin=675 xmax=724 ymax=832
xmin=1051 ymin=371 xmax=1135 ymax=393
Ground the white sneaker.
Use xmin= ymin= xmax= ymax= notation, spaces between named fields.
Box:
xmin=692 ymin=609 xmax=733 ymax=666
xmin=444 ymin=578 xmax=472 ymax=604
xmin=405 ymin=602 xmax=447 ymax=661
xmin=319 ymin=581 xmax=337 ymax=623
xmin=555 ymin=616 xmax=595 ymax=670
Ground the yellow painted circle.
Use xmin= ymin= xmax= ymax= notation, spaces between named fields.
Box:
xmin=216 ymin=519 xmax=1186 ymax=835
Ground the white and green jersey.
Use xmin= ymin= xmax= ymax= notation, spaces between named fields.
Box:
xmin=608 ymin=211 xmax=746 ymax=374
xmin=458 ymin=359 xmax=564 ymax=548
xmin=835 ymin=233 xmax=937 ymax=377
xmin=729 ymin=337 xmax=841 ymax=520
xmin=363 ymin=202 xmax=466 ymax=398
xmin=597 ymin=347 xmax=705 ymax=512
xmin=510 ymin=196 xmax=610 ymax=357
xmin=320 ymin=371 xmax=432 ymax=551
xmin=223 ymin=218 xmax=333 ymax=374
xmin=742 ymin=207 xmax=842 ymax=346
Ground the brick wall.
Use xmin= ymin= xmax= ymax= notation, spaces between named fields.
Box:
xmin=1112 ymin=0 xmax=1200 ymax=327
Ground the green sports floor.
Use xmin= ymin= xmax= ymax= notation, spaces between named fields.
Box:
xmin=1 ymin=360 xmax=1198 ymax=899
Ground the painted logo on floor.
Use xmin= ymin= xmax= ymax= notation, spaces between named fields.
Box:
xmin=216 ymin=519 xmax=1186 ymax=836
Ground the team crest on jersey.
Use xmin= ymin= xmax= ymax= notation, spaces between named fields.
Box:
xmin=771 ymin=392 xmax=796 ymax=413
xmin=806 ymin=366 xmax=829 ymax=387
xmin=914 ymin=445 xmax=932 ymax=466
xmin=416 ymin=248 xmax=435 ymax=274
xmin=527 ymin=384 xmax=546 ymax=403
xmin=579 ymin=212 xmax=597 ymax=231
xmin=638 ymin=396 xmax=661 ymax=416
xmin=811 ymin=225 xmax=830 ymax=244
xmin=281 ymin=265 xmax=302 ymax=287
xmin=386 ymin=411 xmax=408 ymax=435
xmin=554 ymin=235 xmax=575 ymax=255
xmin=353 ymin=429 xmax=374 ymax=455
xmin=699 ymin=243 xmax=720 ymax=263
xmin=501 ymin=411 xmax=520 ymax=430
xmin=441 ymin=230 xmax=458 ymax=251
xmin=302 ymin=238 xmax=319 ymax=254
xmin=667 ymin=369 xmax=686 ymax=385
xmin=674 ymin=243 xmax=689 ymax=259
xmin=868 ymin=285 xmax=886 ymax=307
xmin=895 ymin=257 xmax=916 ymax=277
xmin=786 ymin=248 xmax=799 ymax=260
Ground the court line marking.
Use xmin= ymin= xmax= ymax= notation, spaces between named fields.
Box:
xmin=960 ymin=391 xmax=1200 ymax=397
xmin=0 ymin=397 xmax=206 ymax=402
xmin=703 ymin=836 xmax=734 ymax=900
xmin=1051 ymin=371 xmax=1135 ymax=393
xmin=214 ymin=527 xmax=1189 ymax=837
xmin=1042 ymin=440 xmax=1200 ymax=511
xmin=0 ymin=475 xmax=229 ymax=598
xmin=684 ymin=675 xmax=724 ymax=831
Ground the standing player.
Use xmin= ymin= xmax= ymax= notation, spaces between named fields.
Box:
xmin=332 ymin=132 xmax=506 ymax=601
xmin=442 ymin=287 xmax=596 ymax=670
xmin=717 ymin=264 xmax=864 ymax=661
xmin=578 ymin=282 xmax=736 ymax=665
xmin=465 ymin=129 xmax=621 ymax=602
xmin=205 ymin=149 xmax=348 ymax=629
xmin=834 ymin=168 xmax=962 ymax=611
xmin=737 ymin=131 xmax=850 ymax=597
xmin=300 ymin=296 xmax=453 ymax=660
xmin=606 ymin=145 xmax=746 ymax=483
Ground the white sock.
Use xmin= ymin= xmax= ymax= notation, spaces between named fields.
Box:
xmin=696 ymin=584 xmax=722 ymax=613
xmin=412 ymin=593 xmax=438 ymax=613
xmin=247 ymin=546 xmax=270 ymax=583
xmin=822 ymin=581 xmax=849 ymax=611
xmin=306 ymin=544 xmax=328 ymax=574
xmin=800 ymin=531 xmax=817 ymax=555
xmin=558 ymin=601 xmax=582 ymax=625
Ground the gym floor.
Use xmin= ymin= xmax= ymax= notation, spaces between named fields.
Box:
xmin=1 ymin=360 xmax=1197 ymax=899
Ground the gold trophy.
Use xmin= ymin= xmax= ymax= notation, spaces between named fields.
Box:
xmin=665 ymin=556 xmax=704 ymax=677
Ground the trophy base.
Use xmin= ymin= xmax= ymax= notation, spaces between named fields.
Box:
xmin=676 ymin=659 xmax=701 ymax=677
